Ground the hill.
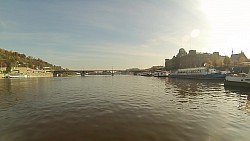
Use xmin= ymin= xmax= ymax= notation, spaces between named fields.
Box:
xmin=0 ymin=48 xmax=60 ymax=72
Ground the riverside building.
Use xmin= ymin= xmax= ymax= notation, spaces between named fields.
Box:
xmin=165 ymin=48 xmax=249 ymax=71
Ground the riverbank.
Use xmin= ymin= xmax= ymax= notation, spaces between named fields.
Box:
xmin=0 ymin=72 xmax=53 ymax=79
xmin=0 ymin=67 xmax=53 ymax=79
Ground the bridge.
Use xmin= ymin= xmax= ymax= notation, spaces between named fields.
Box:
xmin=51 ymin=69 xmax=126 ymax=77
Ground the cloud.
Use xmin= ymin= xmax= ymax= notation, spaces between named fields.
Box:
xmin=143 ymin=32 xmax=180 ymax=47
xmin=0 ymin=19 xmax=6 ymax=31
xmin=75 ymin=43 xmax=163 ymax=57
xmin=0 ymin=0 xmax=211 ymax=69
xmin=0 ymin=32 xmax=70 ymax=40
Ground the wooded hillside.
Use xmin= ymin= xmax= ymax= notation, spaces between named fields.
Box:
xmin=0 ymin=48 xmax=59 ymax=71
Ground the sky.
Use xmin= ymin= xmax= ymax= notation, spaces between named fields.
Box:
xmin=0 ymin=0 xmax=250 ymax=69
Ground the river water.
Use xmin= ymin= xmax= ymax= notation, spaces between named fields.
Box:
xmin=0 ymin=75 xmax=250 ymax=141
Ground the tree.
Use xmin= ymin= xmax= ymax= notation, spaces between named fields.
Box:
xmin=6 ymin=61 xmax=11 ymax=73
xmin=0 ymin=48 xmax=55 ymax=71
xmin=149 ymin=66 xmax=164 ymax=72
xmin=223 ymin=56 xmax=231 ymax=66
xmin=206 ymin=59 xmax=213 ymax=66
xmin=239 ymin=56 xmax=245 ymax=64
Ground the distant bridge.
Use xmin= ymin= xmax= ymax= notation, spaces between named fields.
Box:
xmin=51 ymin=69 xmax=127 ymax=77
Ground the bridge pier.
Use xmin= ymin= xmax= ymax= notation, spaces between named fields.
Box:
xmin=53 ymin=72 xmax=62 ymax=77
xmin=80 ymin=71 xmax=85 ymax=76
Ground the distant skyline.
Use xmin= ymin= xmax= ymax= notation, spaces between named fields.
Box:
xmin=1 ymin=0 xmax=250 ymax=69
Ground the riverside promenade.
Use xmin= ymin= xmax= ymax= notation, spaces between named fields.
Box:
xmin=0 ymin=67 xmax=53 ymax=78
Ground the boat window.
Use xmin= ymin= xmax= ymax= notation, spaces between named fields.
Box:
xmin=240 ymin=73 xmax=246 ymax=77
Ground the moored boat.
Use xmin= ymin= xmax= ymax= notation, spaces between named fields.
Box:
xmin=140 ymin=72 xmax=152 ymax=77
xmin=4 ymin=74 xmax=29 ymax=78
xmin=153 ymin=71 xmax=169 ymax=77
xmin=224 ymin=71 xmax=250 ymax=87
xmin=168 ymin=67 xmax=225 ymax=79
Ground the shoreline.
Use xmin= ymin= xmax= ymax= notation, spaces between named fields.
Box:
xmin=0 ymin=73 xmax=53 ymax=79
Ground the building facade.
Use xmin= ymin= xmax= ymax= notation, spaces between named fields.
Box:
xmin=165 ymin=48 xmax=248 ymax=71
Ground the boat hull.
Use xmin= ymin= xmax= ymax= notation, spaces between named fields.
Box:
xmin=153 ymin=72 xmax=169 ymax=77
xmin=168 ymin=73 xmax=225 ymax=80
xmin=4 ymin=74 xmax=29 ymax=78
xmin=168 ymin=67 xmax=225 ymax=80
xmin=224 ymin=75 xmax=250 ymax=87
xmin=224 ymin=80 xmax=250 ymax=87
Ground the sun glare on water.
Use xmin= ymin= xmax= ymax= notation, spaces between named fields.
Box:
xmin=201 ymin=0 xmax=250 ymax=56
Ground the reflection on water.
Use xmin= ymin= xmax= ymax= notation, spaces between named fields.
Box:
xmin=224 ymin=86 xmax=250 ymax=115
xmin=0 ymin=76 xmax=250 ymax=141
xmin=0 ymin=78 xmax=52 ymax=111
xmin=167 ymin=78 xmax=223 ymax=95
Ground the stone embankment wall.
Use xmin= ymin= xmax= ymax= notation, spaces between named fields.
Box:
xmin=29 ymin=72 xmax=53 ymax=78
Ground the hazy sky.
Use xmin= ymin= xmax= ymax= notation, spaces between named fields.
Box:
xmin=0 ymin=0 xmax=250 ymax=69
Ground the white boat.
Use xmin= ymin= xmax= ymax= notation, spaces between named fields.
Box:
xmin=153 ymin=71 xmax=169 ymax=77
xmin=224 ymin=71 xmax=250 ymax=87
xmin=168 ymin=67 xmax=225 ymax=79
xmin=140 ymin=72 xmax=152 ymax=77
xmin=4 ymin=74 xmax=29 ymax=78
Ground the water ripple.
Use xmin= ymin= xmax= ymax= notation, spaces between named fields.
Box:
xmin=0 ymin=76 xmax=250 ymax=141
